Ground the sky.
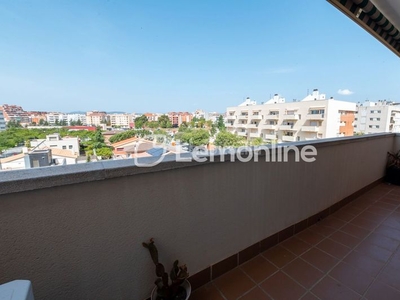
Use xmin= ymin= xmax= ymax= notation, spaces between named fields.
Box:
xmin=0 ymin=0 xmax=399 ymax=113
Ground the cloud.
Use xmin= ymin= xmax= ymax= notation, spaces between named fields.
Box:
xmin=338 ymin=89 xmax=354 ymax=96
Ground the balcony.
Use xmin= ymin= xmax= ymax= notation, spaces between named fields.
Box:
xmin=282 ymin=114 xmax=299 ymax=121
xmin=262 ymin=124 xmax=277 ymax=130
xmin=302 ymin=126 xmax=319 ymax=132
xmin=249 ymin=132 xmax=260 ymax=138
xmin=263 ymin=134 xmax=277 ymax=140
xmin=246 ymin=123 xmax=259 ymax=129
xmin=265 ymin=114 xmax=279 ymax=120
xmin=279 ymin=125 xmax=295 ymax=131
xmin=237 ymin=131 xmax=247 ymax=137
xmin=224 ymin=122 xmax=234 ymax=128
xmin=282 ymin=135 xmax=296 ymax=142
xmin=307 ymin=113 xmax=325 ymax=120
xmin=0 ymin=133 xmax=398 ymax=300
xmin=238 ymin=115 xmax=249 ymax=120
xmin=251 ymin=115 xmax=263 ymax=120
xmin=227 ymin=115 xmax=236 ymax=120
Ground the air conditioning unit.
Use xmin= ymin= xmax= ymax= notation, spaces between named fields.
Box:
xmin=0 ymin=280 xmax=34 ymax=300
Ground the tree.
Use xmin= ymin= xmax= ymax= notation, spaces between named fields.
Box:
xmin=135 ymin=115 xmax=148 ymax=129
xmin=177 ymin=129 xmax=210 ymax=146
xmin=158 ymin=115 xmax=172 ymax=128
xmin=6 ymin=120 xmax=22 ymax=129
xmin=216 ymin=115 xmax=226 ymax=131
xmin=249 ymin=137 xmax=265 ymax=146
xmin=214 ymin=131 xmax=246 ymax=147
xmin=147 ymin=121 xmax=159 ymax=129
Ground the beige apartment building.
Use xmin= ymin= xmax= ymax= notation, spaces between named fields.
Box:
xmin=108 ymin=113 xmax=133 ymax=128
xmin=86 ymin=111 xmax=107 ymax=126
xmin=226 ymin=89 xmax=356 ymax=143
xmin=355 ymin=100 xmax=400 ymax=134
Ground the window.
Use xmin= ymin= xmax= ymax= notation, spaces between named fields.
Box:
xmin=69 ymin=145 xmax=73 ymax=149
xmin=62 ymin=146 xmax=66 ymax=149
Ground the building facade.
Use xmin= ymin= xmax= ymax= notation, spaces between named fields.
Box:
xmin=226 ymin=89 xmax=356 ymax=143
xmin=86 ymin=111 xmax=107 ymax=126
xmin=108 ymin=113 xmax=132 ymax=128
xmin=355 ymin=100 xmax=400 ymax=134
xmin=0 ymin=110 xmax=6 ymax=131
xmin=168 ymin=112 xmax=193 ymax=127
xmin=0 ymin=104 xmax=30 ymax=124
xmin=30 ymin=133 xmax=80 ymax=156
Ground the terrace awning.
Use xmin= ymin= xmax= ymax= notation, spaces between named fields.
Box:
xmin=327 ymin=0 xmax=400 ymax=57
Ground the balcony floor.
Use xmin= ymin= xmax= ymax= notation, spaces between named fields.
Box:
xmin=191 ymin=183 xmax=400 ymax=300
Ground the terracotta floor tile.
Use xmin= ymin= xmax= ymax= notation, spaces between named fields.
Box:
xmin=319 ymin=217 xmax=347 ymax=229
xmin=371 ymin=201 xmax=398 ymax=211
xmin=316 ymin=238 xmax=352 ymax=259
xmin=340 ymin=223 xmax=371 ymax=239
xmin=382 ymin=215 xmax=400 ymax=231
xmin=358 ymin=211 xmax=388 ymax=224
xmin=308 ymin=223 xmax=337 ymax=237
xmin=355 ymin=241 xmax=393 ymax=263
xmin=379 ymin=198 xmax=400 ymax=206
xmin=280 ymin=236 xmax=312 ymax=256
xmin=301 ymin=247 xmax=339 ymax=273
xmin=350 ymin=216 xmax=379 ymax=231
xmin=189 ymin=283 xmax=225 ymax=300
xmin=363 ymin=232 xmax=400 ymax=252
xmin=329 ymin=262 xmax=375 ymax=295
xmin=343 ymin=251 xmax=386 ymax=277
xmin=330 ymin=231 xmax=362 ymax=249
xmin=344 ymin=205 xmax=364 ymax=217
xmin=300 ymin=293 xmax=320 ymax=300
xmin=374 ymin=224 xmax=400 ymax=241
xmin=365 ymin=280 xmax=400 ymax=300
xmin=213 ymin=268 xmax=255 ymax=300
xmin=240 ymin=255 xmax=277 ymax=283
xmin=238 ymin=287 xmax=271 ymax=300
xmin=332 ymin=210 xmax=356 ymax=222
xmin=260 ymin=271 xmax=306 ymax=300
xmin=262 ymin=245 xmax=296 ymax=268
xmin=365 ymin=206 xmax=393 ymax=216
xmin=311 ymin=276 xmax=361 ymax=300
xmin=296 ymin=229 xmax=325 ymax=245
xmin=283 ymin=258 xmax=324 ymax=289
xmin=377 ymin=259 xmax=400 ymax=291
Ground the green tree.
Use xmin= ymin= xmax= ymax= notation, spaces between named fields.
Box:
xmin=249 ymin=137 xmax=265 ymax=146
xmin=214 ymin=131 xmax=246 ymax=147
xmin=135 ymin=115 xmax=148 ymax=129
xmin=6 ymin=120 xmax=22 ymax=129
xmin=158 ymin=115 xmax=172 ymax=128
xmin=216 ymin=115 xmax=226 ymax=131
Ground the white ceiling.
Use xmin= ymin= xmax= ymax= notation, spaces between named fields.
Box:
xmin=371 ymin=0 xmax=400 ymax=32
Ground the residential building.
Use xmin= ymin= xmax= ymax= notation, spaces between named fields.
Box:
xmin=0 ymin=104 xmax=30 ymax=124
xmin=108 ymin=113 xmax=132 ymax=128
xmin=144 ymin=113 xmax=160 ymax=122
xmin=354 ymin=100 xmax=400 ymax=134
xmin=86 ymin=111 xmax=107 ymax=126
xmin=226 ymin=89 xmax=356 ymax=142
xmin=30 ymin=133 xmax=80 ymax=156
xmin=28 ymin=111 xmax=47 ymax=125
xmin=0 ymin=110 xmax=5 ymax=131
xmin=67 ymin=113 xmax=87 ymax=125
xmin=46 ymin=113 xmax=69 ymax=125
xmin=168 ymin=112 xmax=193 ymax=127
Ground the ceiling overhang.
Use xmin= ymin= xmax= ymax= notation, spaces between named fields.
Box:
xmin=327 ymin=0 xmax=400 ymax=57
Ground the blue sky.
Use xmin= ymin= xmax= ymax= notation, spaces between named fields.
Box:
xmin=1 ymin=0 xmax=399 ymax=113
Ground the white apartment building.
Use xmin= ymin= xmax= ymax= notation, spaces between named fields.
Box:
xmin=108 ymin=113 xmax=132 ymax=128
xmin=0 ymin=110 xmax=5 ymax=131
xmin=226 ymin=89 xmax=356 ymax=143
xmin=30 ymin=133 xmax=80 ymax=156
xmin=86 ymin=111 xmax=106 ymax=126
xmin=46 ymin=113 xmax=69 ymax=125
xmin=67 ymin=114 xmax=87 ymax=125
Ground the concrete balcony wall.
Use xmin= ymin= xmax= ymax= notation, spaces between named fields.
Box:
xmin=0 ymin=134 xmax=396 ymax=300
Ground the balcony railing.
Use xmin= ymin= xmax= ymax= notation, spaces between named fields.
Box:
xmin=265 ymin=114 xmax=279 ymax=120
xmin=302 ymin=126 xmax=319 ymax=132
xmin=250 ymin=115 xmax=263 ymax=120
xmin=0 ymin=133 xmax=396 ymax=300
xmin=246 ymin=123 xmax=259 ymax=128
xmin=262 ymin=124 xmax=277 ymax=130
xmin=237 ymin=131 xmax=247 ymax=136
xmin=307 ymin=113 xmax=325 ymax=120
xmin=279 ymin=125 xmax=295 ymax=131
xmin=263 ymin=134 xmax=277 ymax=140
xmin=281 ymin=135 xmax=296 ymax=142
xmin=282 ymin=114 xmax=299 ymax=120
xmin=249 ymin=132 xmax=260 ymax=138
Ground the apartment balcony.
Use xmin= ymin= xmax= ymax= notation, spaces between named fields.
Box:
xmin=282 ymin=135 xmax=296 ymax=142
xmin=236 ymin=123 xmax=247 ymax=128
xmin=250 ymin=115 xmax=263 ymax=120
xmin=246 ymin=123 xmax=259 ymax=129
xmin=249 ymin=132 xmax=260 ymax=138
xmin=265 ymin=114 xmax=279 ymax=120
xmin=1 ymin=133 xmax=399 ymax=300
xmin=262 ymin=124 xmax=277 ymax=130
xmin=238 ymin=115 xmax=249 ymax=120
xmin=224 ymin=122 xmax=234 ymax=128
xmin=227 ymin=115 xmax=236 ymax=120
xmin=237 ymin=131 xmax=247 ymax=137
xmin=282 ymin=114 xmax=299 ymax=121
xmin=307 ymin=113 xmax=325 ymax=120
xmin=263 ymin=134 xmax=277 ymax=140
xmin=279 ymin=125 xmax=295 ymax=131
xmin=302 ymin=126 xmax=319 ymax=132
